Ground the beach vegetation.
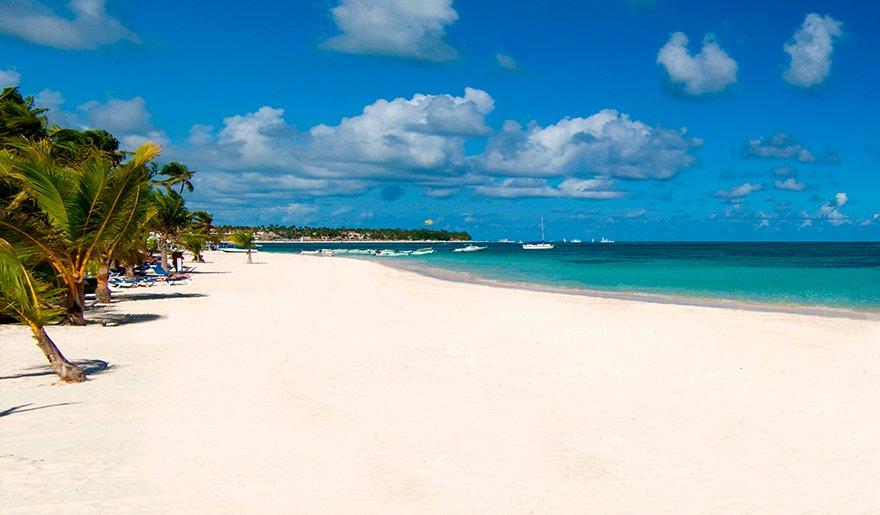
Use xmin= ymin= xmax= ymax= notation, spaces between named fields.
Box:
xmin=230 ymin=230 xmax=256 ymax=263
xmin=0 ymin=238 xmax=86 ymax=382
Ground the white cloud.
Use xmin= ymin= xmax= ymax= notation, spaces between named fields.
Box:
xmin=783 ymin=13 xmax=843 ymax=87
xmin=657 ymin=32 xmax=737 ymax=95
xmin=321 ymin=0 xmax=458 ymax=61
xmin=818 ymin=192 xmax=850 ymax=225
xmin=0 ymin=0 xmax=138 ymax=49
xmin=33 ymin=91 xmax=167 ymax=150
xmin=480 ymin=110 xmax=701 ymax=179
xmin=308 ymin=87 xmax=493 ymax=176
xmin=745 ymin=132 xmax=819 ymax=162
xmin=774 ymin=178 xmax=806 ymax=191
xmin=496 ymin=53 xmax=517 ymax=69
xmin=474 ymin=177 xmax=624 ymax=199
xmin=78 ymin=97 xmax=167 ymax=149
xmin=184 ymin=88 xmax=494 ymax=189
xmin=715 ymin=182 xmax=762 ymax=200
xmin=181 ymin=89 xmax=496 ymax=204
xmin=0 ymin=68 xmax=21 ymax=88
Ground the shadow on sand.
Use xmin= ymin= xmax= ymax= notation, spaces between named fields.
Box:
xmin=0 ymin=359 xmax=111 ymax=381
xmin=87 ymin=312 xmax=163 ymax=326
xmin=0 ymin=402 xmax=82 ymax=418
xmin=111 ymin=292 xmax=207 ymax=302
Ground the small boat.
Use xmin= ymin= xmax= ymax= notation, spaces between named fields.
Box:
xmin=375 ymin=249 xmax=411 ymax=257
xmin=570 ymin=239 xmax=582 ymax=243
xmin=452 ymin=245 xmax=487 ymax=253
xmin=220 ymin=247 xmax=257 ymax=253
xmin=522 ymin=217 xmax=554 ymax=250
xmin=411 ymin=247 xmax=434 ymax=255
xmin=600 ymin=237 xmax=615 ymax=243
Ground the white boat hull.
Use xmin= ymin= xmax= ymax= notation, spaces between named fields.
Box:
xmin=522 ymin=243 xmax=554 ymax=250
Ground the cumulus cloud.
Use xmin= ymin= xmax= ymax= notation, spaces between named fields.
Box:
xmin=657 ymin=32 xmax=737 ymax=95
xmin=33 ymin=91 xmax=166 ymax=149
xmin=474 ymin=177 xmax=625 ymax=199
xmin=818 ymin=192 xmax=849 ymax=225
xmin=0 ymin=68 xmax=21 ymax=88
xmin=0 ymin=0 xmax=138 ymax=49
xmin=480 ymin=110 xmax=701 ymax=179
xmin=77 ymin=97 xmax=167 ymax=148
xmin=715 ymin=182 xmax=763 ymax=200
xmin=496 ymin=53 xmax=517 ymax=69
xmin=783 ymin=13 xmax=843 ymax=87
xmin=744 ymin=132 xmax=838 ymax=163
xmin=321 ymin=0 xmax=458 ymax=61
xmin=774 ymin=178 xmax=806 ymax=191
xmin=185 ymin=88 xmax=494 ymax=190
xmin=181 ymin=88 xmax=496 ymax=201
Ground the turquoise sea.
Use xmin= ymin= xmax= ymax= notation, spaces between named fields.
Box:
xmin=261 ymin=242 xmax=880 ymax=311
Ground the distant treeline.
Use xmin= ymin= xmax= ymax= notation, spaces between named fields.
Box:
xmin=218 ymin=225 xmax=471 ymax=241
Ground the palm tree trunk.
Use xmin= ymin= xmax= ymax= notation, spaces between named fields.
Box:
xmin=31 ymin=325 xmax=86 ymax=382
xmin=161 ymin=238 xmax=170 ymax=270
xmin=96 ymin=261 xmax=112 ymax=304
xmin=125 ymin=264 xmax=135 ymax=280
xmin=64 ymin=277 xmax=86 ymax=326
xmin=246 ymin=249 xmax=252 ymax=264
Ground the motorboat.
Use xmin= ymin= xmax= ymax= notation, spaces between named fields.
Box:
xmin=452 ymin=245 xmax=487 ymax=253
xmin=411 ymin=247 xmax=435 ymax=255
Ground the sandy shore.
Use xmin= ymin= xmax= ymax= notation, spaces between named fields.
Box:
xmin=2 ymin=251 xmax=879 ymax=512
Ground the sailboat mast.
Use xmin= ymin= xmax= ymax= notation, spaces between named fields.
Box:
xmin=540 ymin=217 xmax=545 ymax=241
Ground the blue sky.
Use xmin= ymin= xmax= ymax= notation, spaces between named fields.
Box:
xmin=1 ymin=0 xmax=878 ymax=240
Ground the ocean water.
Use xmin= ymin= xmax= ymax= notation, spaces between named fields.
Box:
xmin=261 ymin=242 xmax=880 ymax=310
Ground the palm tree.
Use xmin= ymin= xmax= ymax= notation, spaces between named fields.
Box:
xmin=230 ymin=230 xmax=256 ymax=264
xmin=158 ymin=161 xmax=195 ymax=193
xmin=0 ymin=87 xmax=47 ymax=148
xmin=0 ymin=238 xmax=86 ymax=382
xmin=150 ymin=190 xmax=191 ymax=270
xmin=179 ymin=232 xmax=207 ymax=262
xmin=93 ymin=185 xmax=155 ymax=304
xmin=0 ymin=140 xmax=161 ymax=324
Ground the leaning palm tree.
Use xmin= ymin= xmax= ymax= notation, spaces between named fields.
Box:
xmin=150 ymin=190 xmax=191 ymax=270
xmin=0 ymin=238 xmax=86 ymax=382
xmin=0 ymin=140 xmax=161 ymax=324
xmin=230 ymin=230 xmax=256 ymax=264
xmin=157 ymin=161 xmax=195 ymax=193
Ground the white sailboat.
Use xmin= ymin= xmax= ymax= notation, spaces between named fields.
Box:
xmin=522 ymin=217 xmax=554 ymax=250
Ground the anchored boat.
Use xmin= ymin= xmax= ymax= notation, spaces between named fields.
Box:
xmin=522 ymin=217 xmax=554 ymax=250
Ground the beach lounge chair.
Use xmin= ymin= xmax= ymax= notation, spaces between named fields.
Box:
xmin=150 ymin=264 xmax=190 ymax=284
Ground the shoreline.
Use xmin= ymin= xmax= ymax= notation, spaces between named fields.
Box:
xmin=318 ymin=255 xmax=880 ymax=321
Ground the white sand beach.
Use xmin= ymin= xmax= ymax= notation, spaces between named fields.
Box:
xmin=1 ymin=250 xmax=879 ymax=512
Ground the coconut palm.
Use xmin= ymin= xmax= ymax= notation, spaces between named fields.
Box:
xmin=49 ymin=127 xmax=124 ymax=166
xmin=150 ymin=189 xmax=191 ymax=270
xmin=230 ymin=230 xmax=256 ymax=264
xmin=0 ymin=87 xmax=47 ymax=148
xmin=158 ymin=161 xmax=195 ymax=193
xmin=0 ymin=140 xmax=161 ymax=324
xmin=179 ymin=232 xmax=207 ymax=263
xmin=0 ymin=238 xmax=86 ymax=382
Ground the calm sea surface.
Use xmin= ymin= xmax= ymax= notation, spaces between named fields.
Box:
xmin=261 ymin=242 xmax=880 ymax=310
